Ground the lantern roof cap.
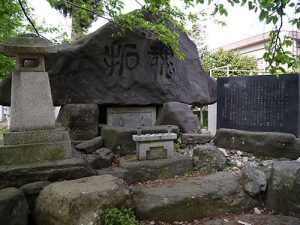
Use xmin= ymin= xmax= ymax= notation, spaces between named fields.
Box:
xmin=0 ymin=33 xmax=57 ymax=56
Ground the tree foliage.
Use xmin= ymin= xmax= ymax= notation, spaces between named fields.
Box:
xmin=0 ymin=0 xmax=69 ymax=79
xmin=45 ymin=0 xmax=299 ymax=74
xmin=202 ymin=48 xmax=258 ymax=78
xmin=1 ymin=0 xmax=299 ymax=76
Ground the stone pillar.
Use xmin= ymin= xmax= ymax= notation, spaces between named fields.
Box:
xmin=208 ymin=103 xmax=217 ymax=135
xmin=10 ymin=72 xmax=55 ymax=131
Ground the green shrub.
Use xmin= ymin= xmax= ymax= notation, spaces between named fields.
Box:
xmin=104 ymin=208 xmax=140 ymax=225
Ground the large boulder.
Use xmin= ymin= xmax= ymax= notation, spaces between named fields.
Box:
xmin=34 ymin=175 xmax=131 ymax=225
xmin=213 ymin=128 xmax=300 ymax=159
xmin=192 ymin=144 xmax=227 ymax=174
xmin=156 ymin=102 xmax=200 ymax=133
xmin=266 ymin=161 xmax=300 ymax=216
xmin=0 ymin=13 xmax=216 ymax=106
xmin=57 ymin=104 xmax=99 ymax=140
xmin=132 ymin=172 xmax=258 ymax=221
xmin=0 ymin=187 xmax=29 ymax=225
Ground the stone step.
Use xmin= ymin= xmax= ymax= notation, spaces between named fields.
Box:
xmin=132 ymin=172 xmax=259 ymax=222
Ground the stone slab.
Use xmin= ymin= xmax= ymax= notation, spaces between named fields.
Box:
xmin=213 ymin=128 xmax=300 ymax=159
xmin=119 ymin=153 xmax=193 ymax=183
xmin=133 ymin=133 xmax=177 ymax=141
xmin=0 ymin=158 xmax=96 ymax=189
xmin=181 ymin=133 xmax=213 ymax=145
xmin=101 ymin=125 xmax=179 ymax=155
xmin=3 ymin=128 xmax=65 ymax=145
xmin=132 ymin=172 xmax=258 ymax=221
xmin=10 ymin=71 xmax=55 ymax=131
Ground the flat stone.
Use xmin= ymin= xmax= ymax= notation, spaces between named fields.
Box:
xmin=56 ymin=104 xmax=99 ymax=140
xmin=10 ymin=71 xmax=55 ymax=131
xmin=213 ymin=128 xmax=300 ymax=159
xmin=132 ymin=172 xmax=258 ymax=221
xmin=156 ymin=102 xmax=200 ymax=133
xmin=3 ymin=128 xmax=65 ymax=145
xmin=0 ymin=158 xmax=96 ymax=189
xmin=0 ymin=187 xmax=29 ymax=225
xmin=34 ymin=175 xmax=130 ymax=225
xmin=192 ymin=144 xmax=227 ymax=174
xmin=119 ymin=153 xmax=193 ymax=183
xmin=181 ymin=133 xmax=213 ymax=145
xmin=75 ymin=136 xmax=103 ymax=154
xmin=266 ymin=161 xmax=300 ymax=216
xmin=101 ymin=125 xmax=179 ymax=155
xmin=202 ymin=214 xmax=300 ymax=225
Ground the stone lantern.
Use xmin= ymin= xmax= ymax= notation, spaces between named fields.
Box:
xmin=0 ymin=34 xmax=71 ymax=165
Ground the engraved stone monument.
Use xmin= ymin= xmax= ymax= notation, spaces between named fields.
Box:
xmin=0 ymin=34 xmax=71 ymax=164
xmin=217 ymin=74 xmax=300 ymax=136
xmin=0 ymin=12 xmax=217 ymax=106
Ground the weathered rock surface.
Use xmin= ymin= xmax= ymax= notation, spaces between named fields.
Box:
xmin=0 ymin=12 xmax=217 ymax=106
xmin=56 ymin=104 xmax=99 ymax=140
xmin=98 ymin=167 xmax=133 ymax=184
xmin=87 ymin=148 xmax=114 ymax=169
xmin=20 ymin=181 xmax=51 ymax=223
xmin=0 ymin=158 xmax=96 ymax=189
xmin=34 ymin=175 xmax=130 ymax=225
xmin=156 ymin=102 xmax=200 ymax=133
xmin=266 ymin=161 xmax=300 ymax=216
xmin=120 ymin=153 xmax=192 ymax=183
xmin=75 ymin=136 xmax=103 ymax=154
xmin=181 ymin=133 xmax=213 ymax=145
xmin=0 ymin=187 xmax=29 ymax=225
xmin=240 ymin=166 xmax=267 ymax=196
xmin=213 ymin=128 xmax=300 ymax=159
xmin=132 ymin=172 xmax=258 ymax=221
xmin=192 ymin=144 xmax=227 ymax=173
xmin=101 ymin=125 xmax=179 ymax=155
xmin=202 ymin=214 xmax=300 ymax=225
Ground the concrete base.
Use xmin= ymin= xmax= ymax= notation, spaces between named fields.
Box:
xmin=119 ymin=153 xmax=193 ymax=183
xmin=0 ymin=127 xmax=72 ymax=165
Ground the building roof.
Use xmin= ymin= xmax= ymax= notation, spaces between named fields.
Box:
xmin=221 ymin=31 xmax=300 ymax=51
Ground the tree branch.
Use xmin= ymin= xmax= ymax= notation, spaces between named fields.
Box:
xmin=18 ymin=0 xmax=40 ymax=36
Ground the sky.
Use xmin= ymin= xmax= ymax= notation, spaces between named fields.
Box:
xmin=27 ymin=0 xmax=293 ymax=50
